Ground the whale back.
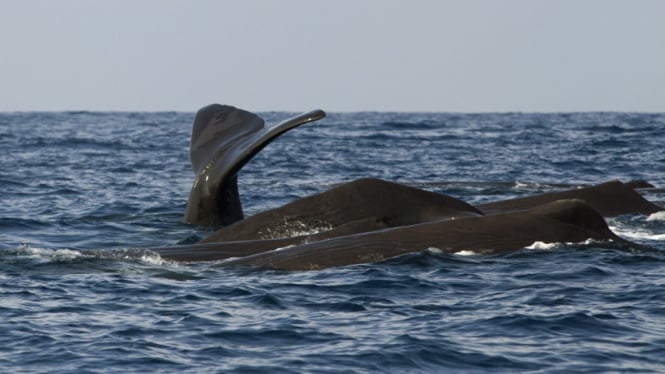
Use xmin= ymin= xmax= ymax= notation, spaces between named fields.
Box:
xmin=477 ymin=180 xmax=661 ymax=217
xmin=201 ymin=178 xmax=484 ymax=243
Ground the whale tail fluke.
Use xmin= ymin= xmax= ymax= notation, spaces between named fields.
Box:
xmin=183 ymin=104 xmax=326 ymax=226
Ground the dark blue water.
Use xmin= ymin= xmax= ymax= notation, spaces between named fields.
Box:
xmin=1 ymin=111 xmax=664 ymax=372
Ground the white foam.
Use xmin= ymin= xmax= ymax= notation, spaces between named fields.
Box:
xmin=16 ymin=244 xmax=83 ymax=260
xmin=139 ymin=252 xmax=169 ymax=266
xmin=525 ymin=239 xmax=598 ymax=250
xmin=609 ymin=221 xmax=665 ymax=241
xmin=611 ymin=228 xmax=665 ymax=241
xmin=646 ymin=211 xmax=665 ymax=222
xmin=425 ymin=247 xmax=478 ymax=256
xmin=259 ymin=219 xmax=334 ymax=240
xmin=95 ymin=248 xmax=171 ymax=266
xmin=426 ymin=247 xmax=443 ymax=254
xmin=454 ymin=250 xmax=478 ymax=256
xmin=526 ymin=241 xmax=561 ymax=250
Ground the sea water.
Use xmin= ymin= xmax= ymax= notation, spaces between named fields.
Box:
xmin=1 ymin=111 xmax=664 ymax=372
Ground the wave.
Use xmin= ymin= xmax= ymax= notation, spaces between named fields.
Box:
xmin=9 ymin=245 xmax=84 ymax=261
xmin=646 ymin=211 xmax=665 ymax=222
xmin=609 ymin=213 xmax=665 ymax=242
xmin=612 ymin=229 xmax=665 ymax=241
xmin=1 ymin=245 xmax=170 ymax=267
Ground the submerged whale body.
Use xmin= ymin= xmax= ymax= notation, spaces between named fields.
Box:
xmin=154 ymin=104 xmax=663 ymax=270
xmin=156 ymin=198 xmax=634 ymax=269
xmin=218 ymin=199 xmax=632 ymax=270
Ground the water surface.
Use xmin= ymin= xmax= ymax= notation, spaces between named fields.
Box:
xmin=1 ymin=111 xmax=664 ymax=372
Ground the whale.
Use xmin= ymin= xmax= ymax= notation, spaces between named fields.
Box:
xmin=217 ymin=199 xmax=636 ymax=270
xmin=476 ymin=180 xmax=660 ymax=217
xmin=154 ymin=198 xmax=637 ymax=269
xmin=200 ymin=177 xmax=484 ymax=243
xmin=157 ymin=104 xmax=663 ymax=270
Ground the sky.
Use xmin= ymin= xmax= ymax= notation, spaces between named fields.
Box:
xmin=1 ymin=0 xmax=664 ymax=112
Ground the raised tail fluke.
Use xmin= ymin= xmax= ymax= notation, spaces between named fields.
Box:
xmin=183 ymin=104 xmax=326 ymax=226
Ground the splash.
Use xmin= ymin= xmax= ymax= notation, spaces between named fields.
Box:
xmin=258 ymin=218 xmax=334 ymax=239
xmin=454 ymin=250 xmax=478 ymax=256
xmin=526 ymin=239 xmax=599 ymax=250
xmin=95 ymin=248 xmax=171 ymax=266
xmin=425 ymin=247 xmax=444 ymax=255
xmin=610 ymin=229 xmax=665 ymax=241
xmin=526 ymin=241 xmax=562 ymax=250
xmin=609 ymin=214 xmax=665 ymax=242
xmin=426 ymin=247 xmax=478 ymax=256
xmin=646 ymin=211 xmax=665 ymax=222
xmin=13 ymin=244 xmax=84 ymax=261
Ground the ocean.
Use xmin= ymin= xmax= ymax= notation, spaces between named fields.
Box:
xmin=1 ymin=110 xmax=664 ymax=373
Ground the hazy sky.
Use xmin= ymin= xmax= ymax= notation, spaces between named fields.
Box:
xmin=1 ymin=0 xmax=664 ymax=112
